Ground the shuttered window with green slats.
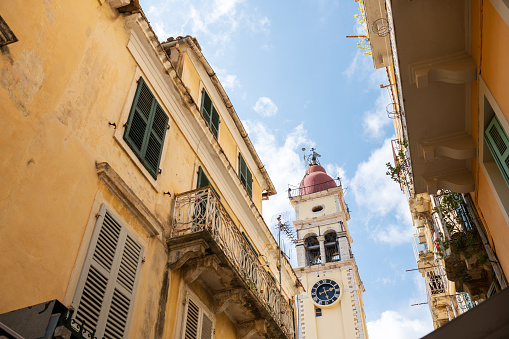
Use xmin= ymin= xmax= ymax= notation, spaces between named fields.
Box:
xmin=72 ymin=204 xmax=144 ymax=338
xmin=238 ymin=153 xmax=253 ymax=197
xmin=485 ymin=116 xmax=509 ymax=186
xmin=200 ymin=89 xmax=220 ymax=139
xmin=197 ymin=166 xmax=220 ymax=199
xmin=124 ymin=77 xmax=169 ymax=180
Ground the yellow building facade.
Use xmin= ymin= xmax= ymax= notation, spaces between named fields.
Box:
xmin=0 ymin=1 xmax=299 ymax=338
xmin=290 ymin=155 xmax=368 ymax=339
xmin=360 ymin=0 xmax=509 ymax=330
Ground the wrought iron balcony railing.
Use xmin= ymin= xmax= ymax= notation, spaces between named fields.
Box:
xmin=171 ymin=187 xmax=295 ymax=339
xmin=288 ymin=178 xmax=342 ymax=198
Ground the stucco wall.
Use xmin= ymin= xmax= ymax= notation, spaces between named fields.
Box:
xmin=471 ymin=0 xmax=509 ymax=279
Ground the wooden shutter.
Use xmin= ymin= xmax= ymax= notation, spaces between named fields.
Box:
xmin=124 ymin=77 xmax=169 ymax=180
xmin=485 ymin=116 xmax=509 ymax=186
xmin=182 ymin=297 xmax=214 ymax=339
xmin=200 ymin=89 xmax=220 ymax=139
xmin=184 ymin=299 xmax=200 ymax=339
xmin=197 ymin=166 xmax=211 ymax=189
xmin=238 ymin=153 xmax=253 ymax=197
xmin=210 ymin=106 xmax=220 ymax=139
xmin=73 ymin=204 xmax=144 ymax=338
xmin=200 ymin=313 xmax=213 ymax=339
xmin=197 ymin=166 xmax=220 ymax=199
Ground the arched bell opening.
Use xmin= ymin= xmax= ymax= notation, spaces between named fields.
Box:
xmin=304 ymin=234 xmax=321 ymax=266
xmin=324 ymin=231 xmax=340 ymax=263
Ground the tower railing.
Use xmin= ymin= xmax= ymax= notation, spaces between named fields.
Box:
xmin=288 ymin=178 xmax=342 ymax=198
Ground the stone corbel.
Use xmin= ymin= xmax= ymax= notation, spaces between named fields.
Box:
xmin=420 ymin=133 xmax=476 ymax=162
xmin=182 ymin=254 xmax=220 ymax=284
xmin=424 ymin=169 xmax=475 ymax=194
xmin=105 ymin=0 xmax=131 ymax=9
xmin=213 ymin=289 xmax=245 ymax=315
xmin=168 ymin=239 xmax=208 ymax=269
xmin=238 ymin=319 xmax=268 ymax=339
xmin=410 ymin=52 xmax=477 ymax=89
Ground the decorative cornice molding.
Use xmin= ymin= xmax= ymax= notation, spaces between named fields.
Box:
xmin=96 ymin=162 xmax=164 ymax=237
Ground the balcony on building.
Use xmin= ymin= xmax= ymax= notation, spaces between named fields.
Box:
xmin=168 ymin=187 xmax=295 ymax=339
xmin=430 ymin=192 xmax=496 ymax=301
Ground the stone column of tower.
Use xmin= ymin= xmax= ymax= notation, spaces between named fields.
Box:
xmin=290 ymin=159 xmax=369 ymax=339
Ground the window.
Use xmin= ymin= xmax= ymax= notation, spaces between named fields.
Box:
xmin=238 ymin=153 xmax=253 ymax=197
xmin=200 ymin=88 xmax=220 ymax=139
xmin=124 ymin=77 xmax=169 ymax=180
xmin=72 ymin=204 xmax=144 ymax=338
xmin=182 ymin=297 xmax=214 ymax=339
xmin=197 ymin=166 xmax=219 ymax=198
xmin=315 ymin=308 xmax=322 ymax=317
xmin=324 ymin=231 xmax=340 ymax=263
xmin=305 ymin=235 xmax=321 ymax=266
xmin=485 ymin=115 xmax=509 ymax=186
xmin=0 ymin=16 xmax=17 ymax=47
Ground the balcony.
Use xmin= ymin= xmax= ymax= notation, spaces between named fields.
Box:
xmin=431 ymin=192 xmax=493 ymax=300
xmin=169 ymin=187 xmax=295 ymax=339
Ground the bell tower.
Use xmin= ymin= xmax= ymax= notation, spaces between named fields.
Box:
xmin=289 ymin=150 xmax=368 ymax=339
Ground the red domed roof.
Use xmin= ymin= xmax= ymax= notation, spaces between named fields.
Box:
xmin=299 ymin=164 xmax=337 ymax=195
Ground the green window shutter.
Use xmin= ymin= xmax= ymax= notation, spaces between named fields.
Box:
xmin=197 ymin=166 xmax=211 ymax=189
xmin=72 ymin=204 xmax=144 ymax=338
xmin=485 ymin=116 xmax=509 ymax=186
xmin=124 ymin=77 xmax=169 ymax=180
xmin=197 ymin=166 xmax=220 ymax=199
xmin=200 ymin=89 xmax=220 ymax=139
xmin=238 ymin=153 xmax=253 ymax=197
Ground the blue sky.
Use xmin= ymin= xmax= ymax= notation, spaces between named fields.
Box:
xmin=140 ymin=0 xmax=434 ymax=337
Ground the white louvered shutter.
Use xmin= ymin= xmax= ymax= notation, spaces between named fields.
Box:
xmin=200 ymin=313 xmax=213 ymax=339
xmin=182 ymin=298 xmax=214 ymax=339
xmin=73 ymin=204 xmax=144 ymax=338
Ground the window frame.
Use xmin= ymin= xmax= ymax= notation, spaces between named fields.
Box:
xmin=478 ymin=77 xmax=509 ymax=226
xmin=200 ymin=88 xmax=220 ymax=139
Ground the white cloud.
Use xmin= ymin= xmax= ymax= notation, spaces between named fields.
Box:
xmin=142 ymin=0 xmax=268 ymax=55
xmin=253 ymin=97 xmax=278 ymax=117
xmin=244 ymin=120 xmax=346 ymax=229
xmin=367 ymin=310 xmax=432 ymax=339
xmin=213 ymin=66 xmax=240 ymax=91
xmin=362 ymin=89 xmax=391 ymax=139
xmin=350 ymin=138 xmax=413 ymax=245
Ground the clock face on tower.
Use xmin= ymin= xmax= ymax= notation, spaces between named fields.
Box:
xmin=311 ymin=279 xmax=341 ymax=306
